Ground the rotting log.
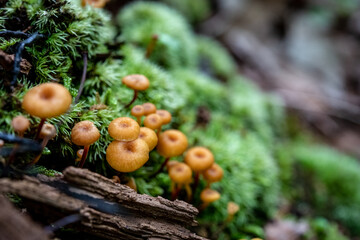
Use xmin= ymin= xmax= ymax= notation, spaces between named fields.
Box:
xmin=0 ymin=167 xmax=206 ymax=240
xmin=0 ymin=195 xmax=49 ymax=240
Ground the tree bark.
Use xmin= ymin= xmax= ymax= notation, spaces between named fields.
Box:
xmin=0 ymin=167 xmax=206 ymax=240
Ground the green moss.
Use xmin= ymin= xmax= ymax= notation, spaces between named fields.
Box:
xmin=117 ymin=1 xmax=198 ymax=69
xmin=197 ymin=36 xmax=237 ymax=80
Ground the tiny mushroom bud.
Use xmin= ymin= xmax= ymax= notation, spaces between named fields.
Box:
xmin=71 ymin=120 xmax=100 ymax=168
xmin=11 ymin=115 xmax=30 ymax=137
xmin=122 ymin=74 xmax=150 ymax=108
xmin=138 ymin=127 xmax=158 ymax=151
xmin=75 ymin=149 xmax=84 ymax=162
xmin=32 ymin=123 xmax=56 ymax=164
xmin=153 ymin=129 xmax=188 ymax=176
xmin=226 ymin=202 xmax=239 ymax=222
xmin=106 ymin=138 xmax=149 ymax=172
xmin=199 ymin=188 xmax=221 ymax=210
xmin=185 ymin=146 xmax=214 ymax=193
xmin=22 ymin=82 xmax=72 ymax=139
xmin=203 ymin=163 xmax=223 ymax=187
xmin=144 ymin=113 xmax=162 ymax=131
xmin=131 ymin=105 xmax=145 ymax=125
xmin=108 ymin=117 xmax=140 ymax=141
xmin=0 ymin=139 xmax=4 ymax=148
xmin=169 ymin=162 xmax=192 ymax=200
xmin=142 ymin=102 xmax=157 ymax=115
xmin=112 ymin=175 xmax=121 ymax=184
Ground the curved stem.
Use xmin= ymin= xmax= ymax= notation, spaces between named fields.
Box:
xmin=171 ymin=183 xmax=182 ymax=200
xmin=31 ymin=137 xmax=50 ymax=165
xmin=151 ymin=157 xmax=169 ymax=177
xmin=198 ymin=202 xmax=209 ymax=212
xmin=35 ymin=118 xmax=45 ymax=140
xmin=145 ymin=34 xmax=158 ymax=58
xmin=156 ymin=125 xmax=162 ymax=138
xmin=185 ymin=183 xmax=192 ymax=202
xmin=78 ymin=145 xmax=89 ymax=168
xmin=75 ymin=52 xmax=88 ymax=103
xmin=124 ymin=90 xmax=138 ymax=108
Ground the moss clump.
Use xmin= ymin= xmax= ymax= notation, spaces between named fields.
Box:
xmin=117 ymin=1 xmax=198 ymax=69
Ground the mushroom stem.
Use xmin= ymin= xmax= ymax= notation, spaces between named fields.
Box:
xmin=31 ymin=137 xmax=50 ymax=165
xmin=185 ymin=183 xmax=192 ymax=202
xmin=75 ymin=52 xmax=88 ymax=103
xmin=136 ymin=116 xmax=142 ymax=125
xmin=78 ymin=145 xmax=89 ymax=168
xmin=151 ymin=157 xmax=170 ymax=177
xmin=145 ymin=34 xmax=158 ymax=58
xmin=198 ymin=202 xmax=209 ymax=212
xmin=171 ymin=183 xmax=182 ymax=200
xmin=35 ymin=118 xmax=45 ymax=140
xmin=192 ymin=172 xmax=200 ymax=193
xmin=156 ymin=125 xmax=162 ymax=137
xmin=124 ymin=90 xmax=138 ymax=108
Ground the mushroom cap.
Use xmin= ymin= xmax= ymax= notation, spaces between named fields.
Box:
xmin=143 ymin=113 xmax=162 ymax=130
xmin=168 ymin=162 xmax=192 ymax=184
xmin=200 ymin=188 xmax=221 ymax=203
xmin=184 ymin=147 xmax=214 ymax=172
xmin=122 ymin=74 xmax=150 ymax=91
xmin=82 ymin=0 xmax=107 ymax=8
xmin=202 ymin=163 xmax=223 ymax=183
xmin=139 ymin=127 xmax=158 ymax=151
xmin=156 ymin=110 xmax=172 ymax=125
xmin=71 ymin=120 xmax=100 ymax=146
xmin=142 ymin=103 xmax=157 ymax=115
xmin=11 ymin=115 xmax=30 ymax=133
xmin=227 ymin=202 xmax=240 ymax=215
xmin=106 ymin=139 xmax=149 ymax=172
xmin=22 ymin=83 xmax=72 ymax=119
xmin=39 ymin=123 xmax=57 ymax=140
xmin=77 ymin=149 xmax=84 ymax=158
xmin=157 ymin=130 xmax=188 ymax=157
xmin=166 ymin=160 xmax=179 ymax=170
xmin=108 ymin=117 xmax=140 ymax=141
xmin=131 ymin=105 xmax=145 ymax=117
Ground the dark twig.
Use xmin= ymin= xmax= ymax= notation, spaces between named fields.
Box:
xmin=0 ymin=30 xmax=30 ymax=39
xmin=11 ymin=32 xmax=43 ymax=86
xmin=123 ymin=90 xmax=138 ymax=108
xmin=44 ymin=214 xmax=82 ymax=235
xmin=75 ymin=52 xmax=88 ymax=103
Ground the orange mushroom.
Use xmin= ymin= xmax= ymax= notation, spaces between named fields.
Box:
xmin=138 ymin=127 xmax=158 ymax=151
xmin=108 ymin=117 xmax=140 ymax=141
xmin=143 ymin=113 xmax=162 ymax=131
xmin=185 ymin=146 xmax=214 ymax=193
xmin=154 ymin=129 xmax=188 ymax=176
xmin=32 ymin=123 xmax=57 ymax=164
xmin=142 ymin=102 xmax=157 ymax=115
xmin=82 ymin=0 xmax=108 ymax=8
xmin=106 ymin=138 xmax=149 ymax=172
xmin=75 ymin=149 xmax=84 ymax=162
xmin=125 ymin=177 xmax=137 ymax=191
xmin=22 ymin=83 xmax=72 ymax=139
xmin=71 ymin=120 xmax=100 ymax=168
xmin=168 ymin=162 xmax=192 ymax=201
xmin=226 ymin=202 xmax=239 ymax=222
xmin=122 ymin=74 xmax=150 ymax=108
xmin=199 ymin=188 xmax=221 ymax=211
xmin=131 ymin=105 xmax=145 ymax=125
xmin=155 ymin=109 xmax=172 ymax=136
xmin=202 ymin=163 xmax=223 ymax=187
xmin=11 ymin=115 xmax=30 ymax=137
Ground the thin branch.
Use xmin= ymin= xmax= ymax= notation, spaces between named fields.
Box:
xmin=75 ymin=52 xmax=88 ymax=103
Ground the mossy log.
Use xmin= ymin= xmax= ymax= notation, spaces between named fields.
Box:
xmin=0 ymin=167 xmax=205 ymax=240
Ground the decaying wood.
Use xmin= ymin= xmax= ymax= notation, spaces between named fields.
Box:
xmin=0 ymin=167 xmax=206 ymax=240
xmin=0 ymin=195 xmax=49 ymax=240
xmin=0 ymin=49 xmax=32 ymax=74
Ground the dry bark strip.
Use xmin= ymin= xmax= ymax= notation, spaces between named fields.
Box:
xmin=0 ymin=195 xmax=49 ymax=240
xmin=0 ymin=167 xmax=206 ymax=240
